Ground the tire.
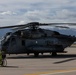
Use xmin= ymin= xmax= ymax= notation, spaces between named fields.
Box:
xmin=34 ymin=53 xmax=39 ymax=57
xmin=52 ymin=52 xmax=57 ymax=56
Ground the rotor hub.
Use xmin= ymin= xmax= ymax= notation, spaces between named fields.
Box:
xmin=28 ymin=22 xmax=39 ymax=30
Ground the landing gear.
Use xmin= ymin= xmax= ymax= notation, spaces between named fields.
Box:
xmin=41 ymin=53 xmax=43 ymax=55
xmin=27 ymin=53 xmax=29 ymax=56
xmin=52 ymin=52 xmax=57 ymax=56
xmin=34 ymin=53 xmax=39 ymax=57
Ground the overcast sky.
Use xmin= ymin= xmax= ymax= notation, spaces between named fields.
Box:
xmin=0 ymin=0 xmax=76 ymax=26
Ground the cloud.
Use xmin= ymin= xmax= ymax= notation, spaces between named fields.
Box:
xmin=0 ymin=11 xmax=16 ymax=15
xmin=0 ymin=0 xmax=76 ymax=26
xmin=17 ymin=20 xmax=25 ymax=24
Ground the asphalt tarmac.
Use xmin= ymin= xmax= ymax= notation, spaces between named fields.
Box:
xmin=0 ymin=47 xmax=76 ymax=75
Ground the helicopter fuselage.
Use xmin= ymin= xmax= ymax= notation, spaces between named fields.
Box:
xmin=1 ymin=28 xmax=76 ymax=56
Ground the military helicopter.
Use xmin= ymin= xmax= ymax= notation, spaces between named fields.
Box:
xmin=0 ymin=22 xmax=76 ymax=56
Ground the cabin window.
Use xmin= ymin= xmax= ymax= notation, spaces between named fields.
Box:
xmin=22 ymin=40 xmax=25 ymax=46
xmin=11 ymin=37 xmax=16 ymax=45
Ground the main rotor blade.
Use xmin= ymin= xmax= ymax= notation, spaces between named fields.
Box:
xmin=0 ymin=22 xmax=76 ymax=29
xmin=0 ymin=22 xmax=39 ymax=29
xmin=0 ymin=24 xmax=28 ymax=29
xmin=39 ymin=23 xmax=76 ymax=26
xmin=55 ymin=26 xmax=70 ymax=29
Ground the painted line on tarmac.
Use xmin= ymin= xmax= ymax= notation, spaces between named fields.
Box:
xmin=25 ymin=68 xmax=76 ymax=75
xmin=41 ymin=69 xmax=76 ymax=75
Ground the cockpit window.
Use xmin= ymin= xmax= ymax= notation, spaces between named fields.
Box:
xmin=6 ymin=32 xmax=11 ymax=35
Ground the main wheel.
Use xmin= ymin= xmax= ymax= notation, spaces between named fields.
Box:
xmin=52 ymin=52 xmax=57 ymax=56
xmin=34 ymin=53 xmax=39 ymax=57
